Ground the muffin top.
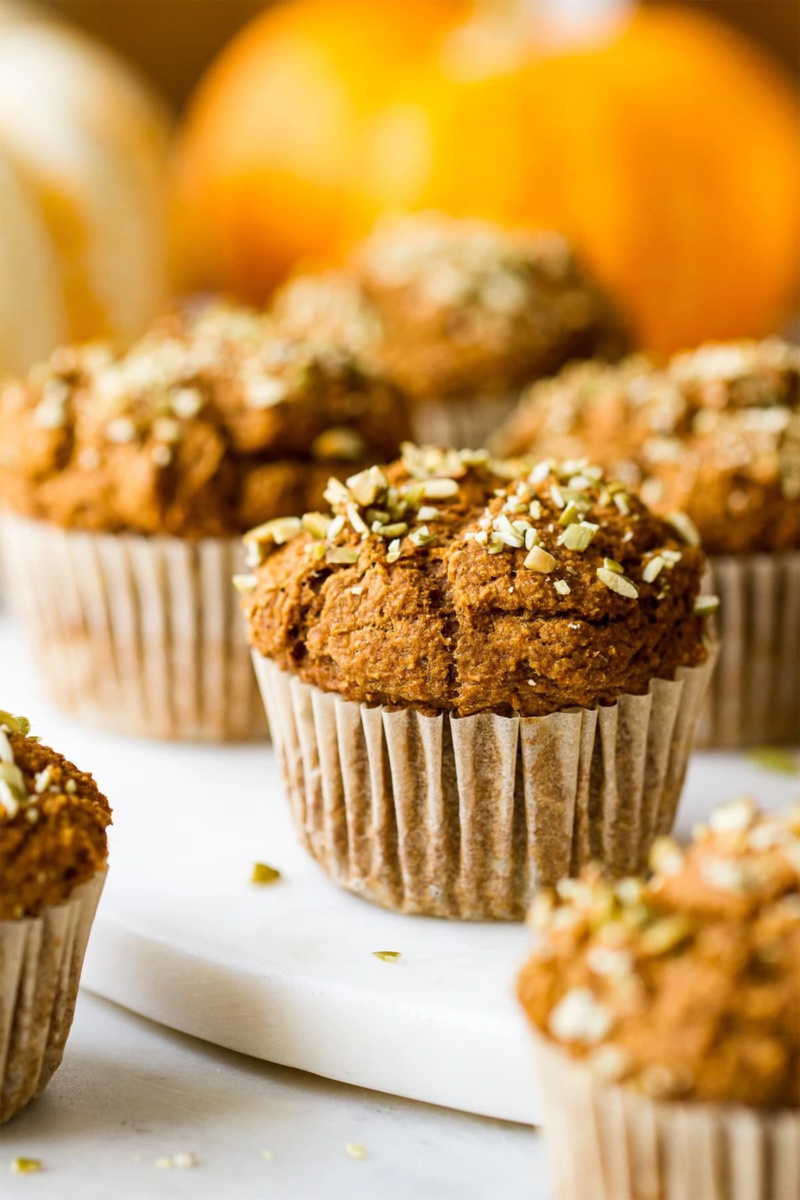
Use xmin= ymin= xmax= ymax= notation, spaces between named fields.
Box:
xmin=273 ymin=214 xmax=630 ymax=405
xmin=0 ymin=711 xmax=111 ymax=920
xmin=242 ymin=445 xmax=710 ymax=717
xmin=271 ymin=269 xmax=383 ymax=361
xmin=493 ymin=339 xmax=800 ymax=556
xmin=517 ymin=799 xmax=800 ymax=1110
xmin=0 ymin=300 xmax=410 ymax=537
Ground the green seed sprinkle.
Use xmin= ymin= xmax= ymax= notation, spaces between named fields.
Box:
xmin=373 ymin=950 xmax=402 ymax=962
xmin=559 ymin=521 xmax=598 ymax=552
xmin=747 ymin=748 xmax=800 ymax=775
xmin=694 ymin=595 xmax=720 ymax=615
xmin=11 ymin=1159 xmax=41 ymax=1175
xmin=524 ymin=545 xmax=556 ymax=573
xmin=558 ymin=501 xmax=580 ymax=527
xmin=251 ymin=863 xmax=281 ymax=885
xmin=597 ymin=568 xmax=639 ymax=599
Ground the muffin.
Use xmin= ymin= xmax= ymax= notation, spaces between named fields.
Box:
xmin=0 ymin=710 xmax=110 ymax=1123
xmin=518 ymin=798 xmax=800 ymax=1200
xmin=493 ymin=339 xmax=800 ymax=746
xmin=0 ymin=299 xmax=410 ymax=739
xmin=242 ymin=445 xmax=716 ymax=919
xmin=273 ymin=213 xmax=632 ymax=449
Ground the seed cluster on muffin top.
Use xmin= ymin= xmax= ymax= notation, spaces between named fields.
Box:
xmin=0 ymin=300 xmax=410 ymax=537
xmin=0 ymin=711 xmax=111 ymax=919
xmin=241 ymin=445 xmax=712 ymax=717
xmin=517 ymin=799 xmax=800 ymax=1109
xmin=493 ymin=339 xmax=800 ymax=556
xmin=272 ymin=213 xmax=632 ymax=404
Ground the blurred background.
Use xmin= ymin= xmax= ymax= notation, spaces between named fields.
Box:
xmin=1 ymin=0 xmax=798 ymax=375
xmin=51 ymin=1 xmax=800 ymax=110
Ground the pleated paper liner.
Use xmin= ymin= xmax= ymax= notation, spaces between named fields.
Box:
xmin=533 ymin=1034 xmax=800 ymax=1200
xmin=410 ymin=392 xmax=519 ymax=451
xmin=253 ymin=648 xmax=716 ymax=920
xmin=0 ymin=870 xmax=106 ymax=1124
xmin=696 ymin=550 xmax=800 ymax=749
xmin=0 ymin=514 xmax=267 ymax=741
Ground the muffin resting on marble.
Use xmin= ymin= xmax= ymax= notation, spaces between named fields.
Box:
xmin=241 ymin=447 xmax=715 ymax=919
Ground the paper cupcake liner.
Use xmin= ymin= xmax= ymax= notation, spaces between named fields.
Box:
xmin=696 ymin=550 xmax=800 ymax=749
xmin=533 ymin=1034 xmax=800 ymax=1200
xmin=0 ymin=513 xmax=267 ymax=742
xmin=410 ymin=392 xmax=519 ymax=451
xmin=0 ymin=870 xmax=106 ymax=1124
xmin=253 ymin=648 xmax=716 ymax=920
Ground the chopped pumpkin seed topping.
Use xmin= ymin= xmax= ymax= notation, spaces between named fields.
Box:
xmin=597 ymin=568 xmax=638 ymax=599
xmin=520 ymin=801 xmax=800 ymax=1102
xmin=373 ymin=950 xmax=402 ymax=962
xmin=239 ymin=449 xmax=697 ymax=615
xmin=251 ymin=862 xmax=281 ymax=885
xmin=11 ymin=1158 xmax=42 ymax=1175
xmin=694 ymin=595 xmax=720 ymax=615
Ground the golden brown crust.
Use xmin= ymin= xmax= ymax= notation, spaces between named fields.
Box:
xmin=272 ymin=216 xmax=632 ymax=405
xmin=517 ymin=800 xmax=800 ymax=1110
xmin=353 ymin=215 xmax=632 ymax=402
xmin=0 ymin=300 xmax=410 ymax=537
xmin=243 ymin=447 xmax=708 ymax=717
xmin=0 ymin=715 xmax=111 ymax=919
xmin=493 ymin=340 xmax=800 ymax=556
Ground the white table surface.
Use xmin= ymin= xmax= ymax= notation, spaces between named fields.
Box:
xmin=0 ymin=991 xmax=549 ymax=1199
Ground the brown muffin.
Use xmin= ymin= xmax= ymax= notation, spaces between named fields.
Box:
xmin=493 ymin=339 xmax=800 ymax=557
xmin=517 ymin=800 xmax=800 ymax=1200
xmin=0 ymin=298 xmax=411 ymax=538
xmin=0 ymin=712 xmax=111 ymax=920
xmin=243 ymin=447 xmax=709 ymax=718
xmin=0 ymin=710 xmax=110 ymax=1123
xmin=519 ymin=798 xmax=800 ymax=1109
xmin=243 ymin=447 xmax=716 ymax=920
xmin=272 ymin=215 xmax=632 ymax=449
xmin=351 ymin=214 xmax=631 ymax=404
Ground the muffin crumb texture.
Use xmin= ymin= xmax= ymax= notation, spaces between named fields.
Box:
xmin=0 ymin=712 xmax=111 ymax=919
xmin=0 ymin=300 xmax=409 ymax=537
xmin=518 ymin=800 xmax=800 ymax=1109
xmin=243 ymin=446 xmax=709 ymax=717
xmin=494 ymin=339 xmax=800 ymax=555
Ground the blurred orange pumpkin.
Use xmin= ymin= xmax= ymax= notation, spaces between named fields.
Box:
xmin=172 ymin=0 xmax=800 ymax=356
xmin=0 ymin=1 xmax=170 ymax=376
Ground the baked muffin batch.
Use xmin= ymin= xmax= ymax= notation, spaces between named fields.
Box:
xmin=493 ymin=338 xmax=800 ymax=745
xmin=0 ymin=214 xmax=796 ymax=1187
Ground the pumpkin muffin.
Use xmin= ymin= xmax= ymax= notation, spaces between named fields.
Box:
xmin=518 ymin=798 xmax=800 ymax=1200
xmin=242 ymin=445 xmax=716 ymax=919
xmin=273 ymin=213 xmax=632 ymax=448
xmin=0 ymin=299 xmax=410 ymax=740
xmin=0 ymin=710 xmax=110 ymax=1124
xmin=493 ymin=339 xmax=800 ymax=746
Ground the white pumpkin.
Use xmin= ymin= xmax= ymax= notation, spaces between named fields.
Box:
xmin=0 ymin=2 xmax=170 ymax=375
